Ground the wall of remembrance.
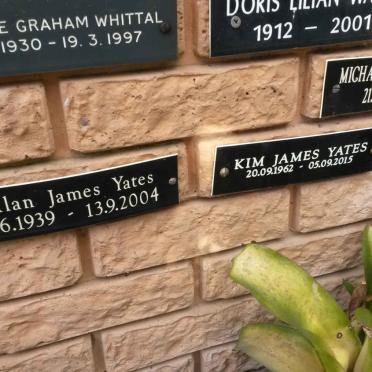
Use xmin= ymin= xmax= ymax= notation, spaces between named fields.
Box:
xmin=0 ymin=0 xmax=371 ymax=371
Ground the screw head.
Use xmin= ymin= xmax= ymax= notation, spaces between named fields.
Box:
xmin=231 ymin=16 xmax=242 ymax=29
xmin=160 ymin=22 xmax=171 ymax=34
xmin=169 ymin=177 xmax=177 ymax=185
xmin=219 ymin=168 xmax=230 ymax=178
xmin=332 ymin=84 xmax=341 ymax=94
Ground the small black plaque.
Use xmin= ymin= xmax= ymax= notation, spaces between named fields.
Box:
xmin=210 ymin=1 xmax=372 ymax=57
xmin=0 ymin=155 xmax=179 ymax=242
xmin=0 ymin=0 xmax=177 ymax=76
xmin=212 ymin=128 xmax=372 ymax=196
xmin=321 ymin=57 xmax=372 ymax=118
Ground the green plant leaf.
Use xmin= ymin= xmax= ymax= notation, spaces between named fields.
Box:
xmin=299 ymin=331 xmax=346 ymax=372
xmin=362 ymin=226 xmax=372 ymax=311
xmin=230 ymin=244 xmax=361 ymax=370
xmin=353 ymin=336 xmax=372 ymax=372
xmin=355 ymin=307 xmax=372 ymax=329
xmin=238 ymin=324 xmax=325 ymax=372
xmin=362 ymin=226 xmax=372 ymax=299
xmin=342 ymin=279 xmax=355 ymax=296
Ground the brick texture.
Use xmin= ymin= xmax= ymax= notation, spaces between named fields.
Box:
xmin=200 ymin=228 xmax=362 ymax=301
xmin=0 ymin=262 xmax=193 ymax=354
xmin=0 ymin=336 xmax=94 ymax=372
xmin=200 ymin=342 xmax=261 ymax=372
xmin=193 ymin=0 xmax=209 ymax=57
xmin=61 ymin=59 xmax=298 ymax=152
xmin=136 ymin=355 xmax=194 ymax=372
xmin=89 ymin=188 xmax=289 ymax=277
xmin=0 ymin=83 xmax=54 ymax=166
xmin=0 ymin=1 xmax=369 ymax=370
xmin=100 ymin=297 xmax=269 ymax=371
xmin=293 ymin=172 xmax=372 ymax=232
xmin=0 ymin=232 xmax=81 ymax=301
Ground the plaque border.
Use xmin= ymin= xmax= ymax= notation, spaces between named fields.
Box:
xmin=209 ymin=2 xmax=372 ymax=58
xmin=320 ymin=55 xmax=372 ymax=118
xmin=211 ymin=127 xmax=372 ymax=196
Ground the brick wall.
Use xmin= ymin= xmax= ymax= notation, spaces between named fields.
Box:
xmin=0 ymin=1 xmax=370 ymax=371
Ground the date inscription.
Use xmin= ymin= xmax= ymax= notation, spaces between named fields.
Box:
xmin=0 ymin=155 xmax=179 ymax=241
xmin=211 ymin=0 xmax=372 ymax=56
xmin=212 ymin=128 xmax=372 ymax=196
xmin=0 ymin=0 xmax=177 ymax=76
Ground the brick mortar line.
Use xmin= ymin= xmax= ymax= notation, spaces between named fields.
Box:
xmin=43 ymin=77 xmax=72 ymax=158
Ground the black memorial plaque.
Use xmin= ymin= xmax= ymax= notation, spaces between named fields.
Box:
xmin=0 ymin=155 xmax=179 ymax=242
xmin=212 ymin=128 xmax=372 ymax=196
xmin=321 ymin=57 xmax=372 ymax=118
xmin=0 ymin=0 xmax=177 ymax=76
xmin=210 ymin=0 xmax=372 ymax=57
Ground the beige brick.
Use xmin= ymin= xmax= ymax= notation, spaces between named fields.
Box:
xmin=200 ymin=342 xmax=261 ymax=372
xmin=0 ymin=336 xmax=94 ymax=372
xmin=136 ymin=355 xmax=194 ymax=372
xmin=0 ymin=83 xmax=54 ymax=165
xmin=0 ymin=142 xmax=189 ymax=200
xmin=293 ymin=172 xmax=372 ymax=232
xmin=201 ymin=228 xmax=362 ymax=301
xmin=0 ymin=262 xmax=193 ymax=354
xmin=61 ymin=59 xmax=299 ymax=152
xmin=100 ymin=297 xmax=269 ymax=371
xmin=177 ymin=0 xmax=185 ymax=53
xmin=303 ymin=48 xmax=372 ymax=118
xmin=193 ymin=0 xmax=209 ymax=57
xmin=89 ymin=188 xmax=289 ymax=277
xmin=100 ymin=267 xmax=357 ymax=372
xmin=0 ymin=232 xmax=81 ymax=301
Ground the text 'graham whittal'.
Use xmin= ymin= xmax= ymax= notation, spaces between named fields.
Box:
xmin=0 ymin=0 xmax=177 ymax=76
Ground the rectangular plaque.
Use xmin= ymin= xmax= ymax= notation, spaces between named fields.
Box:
xmin=321 ymin=56 xmax=372 ymax=118
xmin=210 ymin=0 xmax=372 ymax=57
xmin=0 ymin=155 xmax=179 ymax=242
xmin=0 ymin=0 xmax=177 ymax=76
xmin=212 ymin=128 xmax=372 ymax=196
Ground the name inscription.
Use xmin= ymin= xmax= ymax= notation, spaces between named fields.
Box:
xmin=0 ymin=155 xmax=179 ymax=241
xmin=212 ymin=128 xmax=372 ymax=196
xmin=321 ymin=56 xmax=372 ymax=117
xmin=210 ymin=0 xmax=372 ymax=57
xmin=0 ymin=0 xmax=177 ymax=76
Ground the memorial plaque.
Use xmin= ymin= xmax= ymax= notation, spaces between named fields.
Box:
xmin=210 ymin=0 xmax=372 ymax=57
xmin=212 ymin=128 xmax=372 ymax=196
xmin=0 ymin=155 xmax=179 ymax=242
xmin=321 ymin=56 xmax=372 ymax=118
xmin=0 ymin=0 xmax=177 ymax=76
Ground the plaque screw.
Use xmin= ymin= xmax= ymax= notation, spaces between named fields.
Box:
xmin=169 ymin=177 xmax=177 ymax=185
xmin=219 ymin=167 xmax=230 ymax=178
xmin=231 ymin=16 xmax=242 ymax=29
xmin=160 ymin=21 xmax=171 ymax=34
xmin=332 ymin=84 xmax=341 ymax=94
